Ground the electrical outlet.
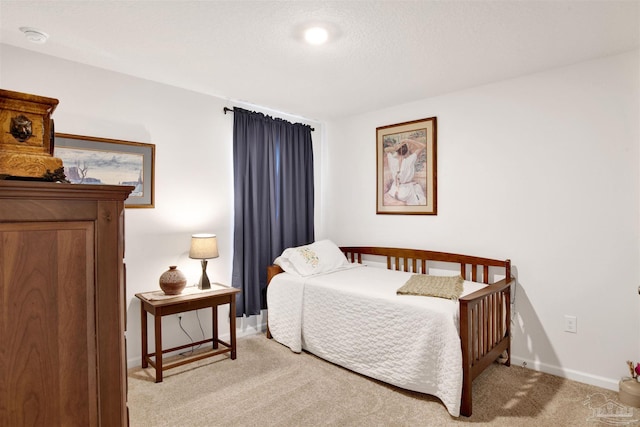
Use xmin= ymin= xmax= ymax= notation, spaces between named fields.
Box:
xmin=564 ymin=315 xmax=577 ymax=333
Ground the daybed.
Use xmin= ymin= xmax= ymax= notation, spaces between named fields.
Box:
xmin=266 ymin=242 xmax=514 ymax=417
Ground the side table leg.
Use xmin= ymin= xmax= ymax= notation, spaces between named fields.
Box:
xmin=155 ymin=313 xmax=163 ymax=382
xmin=230 ymin=296 xmax=237 ymax=360
xmin=140 ymin=305 xmax=148 ymax=368
xmin=212 ymin=306 xmax=219 ymax=349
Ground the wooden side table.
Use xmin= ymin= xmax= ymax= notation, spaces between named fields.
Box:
xmin=135 ymin=284 xmax=240 ymax=382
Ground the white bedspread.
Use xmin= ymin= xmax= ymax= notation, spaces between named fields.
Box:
xmin=266 ymin=265 xmax=486 ymax=417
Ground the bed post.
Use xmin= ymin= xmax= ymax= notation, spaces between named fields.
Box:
xmin=266 ymin=265 xmax=284 ymax=339
xmin=459 ymin=299 xmax=473 ymax=417
xmin=504 ymin=260 xmax=512 ymax=366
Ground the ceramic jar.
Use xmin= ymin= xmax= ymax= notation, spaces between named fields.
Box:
xmin=620 ymin=378 xmax=640 ymax=407
xmin=159 ymin=266 xmax=187 ymax=295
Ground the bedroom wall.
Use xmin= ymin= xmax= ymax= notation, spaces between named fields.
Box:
xmin=323 ymin=50 xmax=640 ymax=390
xmin=0 ymin=44 xmax=323 ymax=368
xmin=2 ymin=42 xmax=638 ymax=391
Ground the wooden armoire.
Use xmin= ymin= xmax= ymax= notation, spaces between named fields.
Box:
xmin=0 ymin=180 xmax=133 ymax=426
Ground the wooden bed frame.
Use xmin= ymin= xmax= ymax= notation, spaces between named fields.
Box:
xmin=266 ymin=246 xmax=514 ymax=417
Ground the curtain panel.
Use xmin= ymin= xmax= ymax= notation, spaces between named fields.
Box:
xmin=231 ymin=107 xmax=314 ymax=317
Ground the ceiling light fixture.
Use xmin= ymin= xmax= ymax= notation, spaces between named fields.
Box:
xmin=304 ymin=26 xmax=329 ymax=45
xmin=19 ymin=27 xmax=49 ymax=44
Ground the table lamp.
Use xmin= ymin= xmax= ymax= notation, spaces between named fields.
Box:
xmin=189 ymin=233 xmax=219 ymax=290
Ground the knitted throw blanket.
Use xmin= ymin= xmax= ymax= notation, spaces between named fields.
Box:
xmin=397 ymin=274 xmax=464 ymax=300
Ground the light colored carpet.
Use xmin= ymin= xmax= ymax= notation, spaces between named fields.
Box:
xmin=128 ymin=335 xmax=638 ymax=426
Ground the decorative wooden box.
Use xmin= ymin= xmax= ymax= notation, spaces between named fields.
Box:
xmin=0 ymin=89 xmax=64 ymax=179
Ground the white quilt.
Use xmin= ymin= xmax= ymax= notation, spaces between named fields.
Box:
xmin=266 ymin=264 xmax=486 ymax=417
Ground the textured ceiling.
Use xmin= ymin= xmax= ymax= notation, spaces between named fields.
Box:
xmin=1 ymin=1 xmax=638 ymax=121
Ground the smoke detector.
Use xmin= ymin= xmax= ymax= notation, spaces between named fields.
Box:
xmin=19 ymin=27 xmax=49 ymax=44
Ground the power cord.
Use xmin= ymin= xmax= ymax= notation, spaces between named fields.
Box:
xmin=178 ymin=311 xmax=206 ymax=356
xmin=178 ymin=315 xmax=195 ymax=356
xmin=195 ymin=310 xmax=205 ymax=340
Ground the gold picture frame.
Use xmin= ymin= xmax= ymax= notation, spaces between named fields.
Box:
xmin=376 ymin=117 xmax=437 ymax=215
xmin=54 ymin=133 xmax=155 ymax=208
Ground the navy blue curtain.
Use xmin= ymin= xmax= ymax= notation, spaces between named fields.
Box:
xmin=231 ymin=107 xmax=314 ymax=317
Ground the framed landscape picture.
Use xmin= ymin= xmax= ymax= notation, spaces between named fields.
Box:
xmin=54 ymin=133 xmax=155 ymax=208
xmin=376 ymin=117 xmax=437 ymax=215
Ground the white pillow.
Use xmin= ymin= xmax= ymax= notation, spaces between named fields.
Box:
xmin=274 ymin=240 xmax=349 ymax=277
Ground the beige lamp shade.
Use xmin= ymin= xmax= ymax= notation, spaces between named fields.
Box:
xmin=189 ymin=234 xmax=219 ymax=259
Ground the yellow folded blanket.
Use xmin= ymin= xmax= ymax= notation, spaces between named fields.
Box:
xmin=397 ymin=274 xmax=464 ymax=300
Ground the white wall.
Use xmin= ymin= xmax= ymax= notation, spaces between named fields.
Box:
xmin=0 ymin=44 xmax=323 ymax=368
xmin=323 ymin=50 xmax=640 ymax=390
xmin=3 ymin=43 xmax=639 ymax=391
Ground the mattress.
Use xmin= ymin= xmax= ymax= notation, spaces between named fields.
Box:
xmin=266 ymin=264 xmax=487 ymax=417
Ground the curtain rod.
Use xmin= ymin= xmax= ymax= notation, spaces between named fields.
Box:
xmin=223 ymin=107 xmax=315 ymax=131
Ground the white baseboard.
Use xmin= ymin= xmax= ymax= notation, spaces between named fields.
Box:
xmin=510 ymin=355 xmax=619 ymax=392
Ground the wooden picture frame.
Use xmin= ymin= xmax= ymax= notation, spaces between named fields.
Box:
xmin=376 ymin=117 xmax=437 ymax=215
xmin=54 ymin=133 xmax=155 ymax=208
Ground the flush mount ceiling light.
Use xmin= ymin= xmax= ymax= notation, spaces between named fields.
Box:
xmin=19 ymin=27 xmax=49 ymax=44
xmin=304 ymin=26 xmax=329 ymax=45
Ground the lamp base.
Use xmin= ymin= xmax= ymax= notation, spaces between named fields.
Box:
xmin=198 ymin=259 xmax=211 ymax=290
